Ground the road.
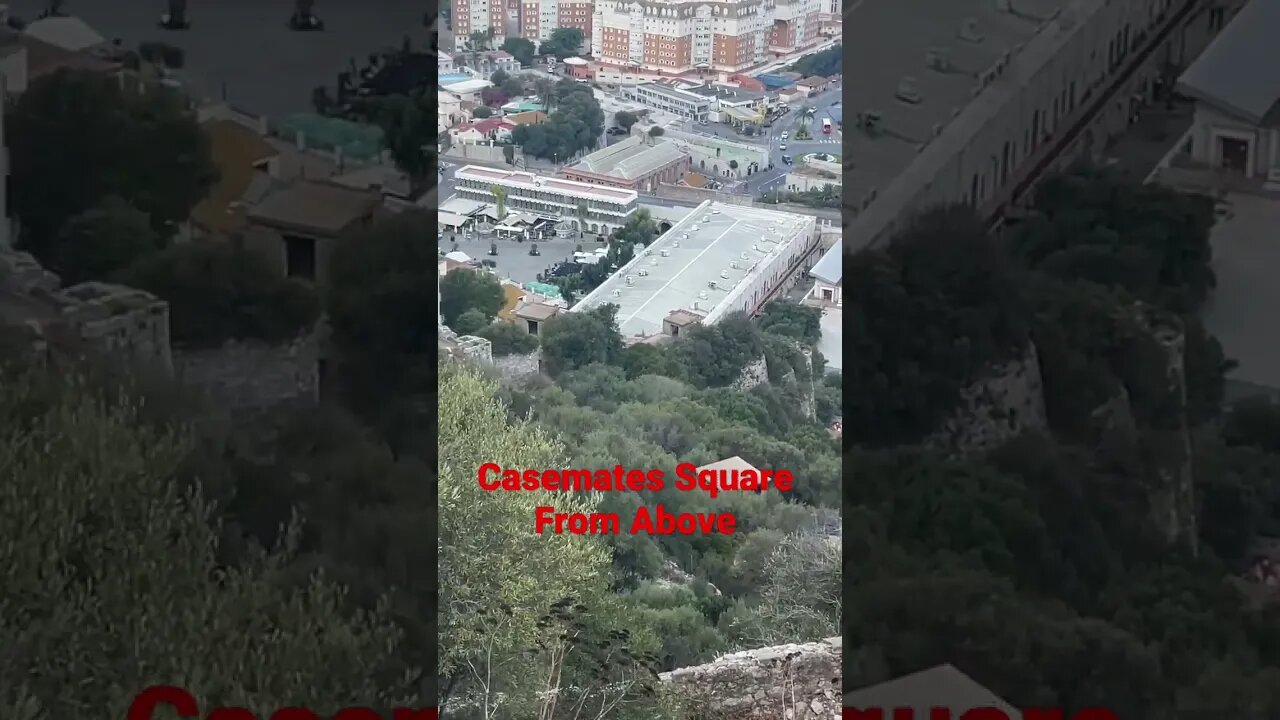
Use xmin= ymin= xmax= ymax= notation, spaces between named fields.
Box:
xmin=671 ymin=85 xmax=843 ymax=196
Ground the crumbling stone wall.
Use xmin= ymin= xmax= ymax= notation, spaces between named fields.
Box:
xmin=732 ymin=354 xmax=769 ymax=391
xmin=174 ymin=332 xmax=319 ymax=411
xmin=1 ymin=249 xmax=172 ymax=372
xmin=493 ymin=349 xmax=540 ymax=378
xmin=661 ymin=637 xmax=841 ymax=720
xmin=927 ymin=342 xmax=1049 ymax=453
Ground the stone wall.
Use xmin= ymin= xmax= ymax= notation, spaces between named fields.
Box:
xmin=732 ymin=354 xmax=769 ymax=391
xmin=174 ymin=332 xmax=319 ymax=411
xmin=1 ymin=249 xmax=172 ymax=373
xmin=661 ymin=637 xmax=841 ymax=720
xmin=493 ymin=349 xmax=540 ymax=378
xmin=927 ymin=341 xmax=1049 ymax=454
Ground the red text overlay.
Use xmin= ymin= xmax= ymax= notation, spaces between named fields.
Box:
xmin=127 ymin=686 xmax=436 ymax=720
xmin=477 ymin=463 xmax=794 ymax=535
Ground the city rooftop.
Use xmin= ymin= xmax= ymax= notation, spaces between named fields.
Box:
xmin=846 ymin=0 xmax=1066 ymax=233
xmin=574 ymin=201 xmax=815 ymax=338
xmin=570 ymin=136 xmax=689 ymax=181
xmin=454 ymin=165 xmax=639 ymax=204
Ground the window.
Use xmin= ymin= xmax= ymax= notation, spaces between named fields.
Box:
xmin=284 ymin=235 xmax=317 ymax=280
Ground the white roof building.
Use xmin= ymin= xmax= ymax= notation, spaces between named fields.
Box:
xmin=573 ymin=201 xmax=819 ymax=339
xmin=23 ymin=16 xmax=104 ymax=51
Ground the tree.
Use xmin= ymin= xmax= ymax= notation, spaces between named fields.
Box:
xmin=538 ymin=28 xmax=585 ymax=60
xmin=6 ymin=69 xmax=217 ymax=254
xmin=324 ymin=211 xmax=435 ymax=429
xmin=540 ymin=304 xmax=624 ymax=376
xmin=117 ymin=240 xmax=319 ymax=349
xmin=500 ymin=77 xmax=525 ymax=98
xmin=502 ymin=144 xmax=516 ymax=165
xmin=648 ymin=126 xmax=664 ymax=138
xmin=0 ymin=369 xmax=418 ymax=717
xmin=729 ymin=159 xmax=739 ymax=170
xmin=371 ymin=90 xmax=431 ymax=179
xmin=490 ymin=69 xmax=509 ymax=85
xmin=454 ymin=308 xmax=490 ymax=334
xmin=725 ymin=530 xmax=840 ymax=646
xmin=477 ymin=322 xmax=539 ymax=356
xmin=440 ymin=269 xmax=506 ymax=327
xmin=48 ymin=195 xmax=162 ymax=284
xmin=501 ymin=37 xmax=536 ymax=67
xmin=468 ymin=29 xmax=493 ymax=50
xmin=472 ymin=106 xmax=494 ymax=119
xmin=491 ymin=185 xmax=508 ymax=219
xmin=759 ymin=300 xmax=821 ymax=345
xmin=438 ymin=363 xmax=633 ymax=712
xmin=615 ymin=111 xmax=638 ymax=131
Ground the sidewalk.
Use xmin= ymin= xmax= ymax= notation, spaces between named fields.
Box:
xmin=1100 ymin=98 xmax=1195 ymax=179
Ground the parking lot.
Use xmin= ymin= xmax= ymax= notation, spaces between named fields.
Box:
xmin=439 ymin=227 xmax=608 ymax=287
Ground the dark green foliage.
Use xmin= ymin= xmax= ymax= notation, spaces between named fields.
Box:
xmin=453 ymin=309 xmax=489 ymax=335
xmin=49 ymin=196 xmax=162 ymax=284
xmin=6 ymin=69 xmax=216 ymax=252
xmin=117 ymin=241 xmax=319 ymax=349
xmin=438 ymin=268 xmax=505 ymax=326
xmin=788 ymin=45 xmax=841 ymax=77
xmin=540 ymin=304 xmax=625 ymax=376
xmin=615 ymin=111 xmax=638 ymax=130
xmin=477 ymin=321 xmax=539 ymax=356
xmin=538 ymin=27 xmax=585 ymax=59
xmin=758 ymin=300 xmax=821 ymax=344
xmin=844 ymin=206 xmax=1030 ymax=445
xmin=510 ymin=79 xmax=604 ymax=160
xmin=1014 ymin=166 xmax=1217 ymax=313
xmin=500 ymin=37 xmax=536 ymax=66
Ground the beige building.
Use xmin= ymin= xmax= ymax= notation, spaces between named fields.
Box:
xmin=590 ymin=0 xmax=821 ymax=74
xmin=561 ymin=135 xmax=692 ymax=192
xmin=244 ymin=182 xmax=382 ymax=286
xmin=1174 ymin=0 xmax=1280 ymax=183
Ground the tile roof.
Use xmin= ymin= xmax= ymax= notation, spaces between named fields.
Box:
xmin=191 ymin=119 xmax=280 ymax=235
xmin=247 ymin=181 xmax=381 ymax=236
xmin=571 ymin=136 xmax=688 ymax=181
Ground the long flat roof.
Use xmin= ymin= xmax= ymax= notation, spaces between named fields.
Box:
xmin=455 ymin=165 xmax=639 ymax=204
xmin=847 ymin=0 xmax=1069 ymax=244
xmin=573 ymin=201 xmax=815 ymax=337
xmin=571 ymin=136 xmax=688 ymax=180
xmin=1177 ymin=0 xmax=1280 ymax=125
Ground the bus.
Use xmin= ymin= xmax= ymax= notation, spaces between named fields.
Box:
xmin=822 ymin=117 xmax=832 ymax=134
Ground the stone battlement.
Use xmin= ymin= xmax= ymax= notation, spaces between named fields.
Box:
xmin=660 ymin=637 xmax=841 ymax=719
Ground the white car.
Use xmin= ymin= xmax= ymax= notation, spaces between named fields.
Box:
xmin=780 ymin=131 xmax=789 ymax=140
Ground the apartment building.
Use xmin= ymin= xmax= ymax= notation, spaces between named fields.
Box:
xmin=453 ymin=165 xmax=640 ymax=233
xmin=591 ymin=0 xmax=820 ymax=74
xmin=455 ymin=0 xmax=583 ymax=44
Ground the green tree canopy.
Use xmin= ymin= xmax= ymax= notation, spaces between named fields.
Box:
xmin=48 ymin=195 xmax=162 ymax=284
xmin=500 ymin=37 xmax=536 ymax=67
xmin=538 ymin=28 xmax=585 ymax=59
xmin=6 ymin=69 xmax=216 ymax=251
xmin=0 ymin=369 xmax=418 ymax=717
xmin=117 ymin=240 xmax=319 ymax=349
xmin=439 ymin=268 xmax=506 ymax=327
xmin=540 ymin=304 xmax=624 ymax=376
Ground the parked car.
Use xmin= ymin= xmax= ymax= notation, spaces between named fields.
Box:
xmin=779 ymin=142 xmax=787 ymax=151
xmin=529 ymin=243 xmax=540 ymax=256
xmin=782 ymin=155 xmax=793 ymax=165
xmin=780 ymin=131 xmax=789 ymax=140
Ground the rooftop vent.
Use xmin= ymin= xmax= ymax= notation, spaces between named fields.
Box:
xmin=896 ymin=76 xmax=922 ymax=104
xmin=959 ymin=17 xmax=983 ymax=43
xmin=660 ymin=249 xmax=670 ymax=257
xmin=741 ymin=252 xmax=749 ymax=259
xmin=719 ymin=270 xmax=729 ymax=279
xmin=926 ymin=47 xmax=953 ymax=72
xmin=638 ymin=269 xmax=649 ymax=276
xmin=625 ymin=276 xmax=635 ymax=285
xmin=730 ymin=260 xmax=739 ymax=269
xmin=613 ymin=289 xmax=622 ymax=297
xmin=698 ymin=290 xmax=709 ymax=300
xmin=857 ymin=111 xmax=883 ymax=134
xmin=708 ymin=280 xmax=717 ymax=290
